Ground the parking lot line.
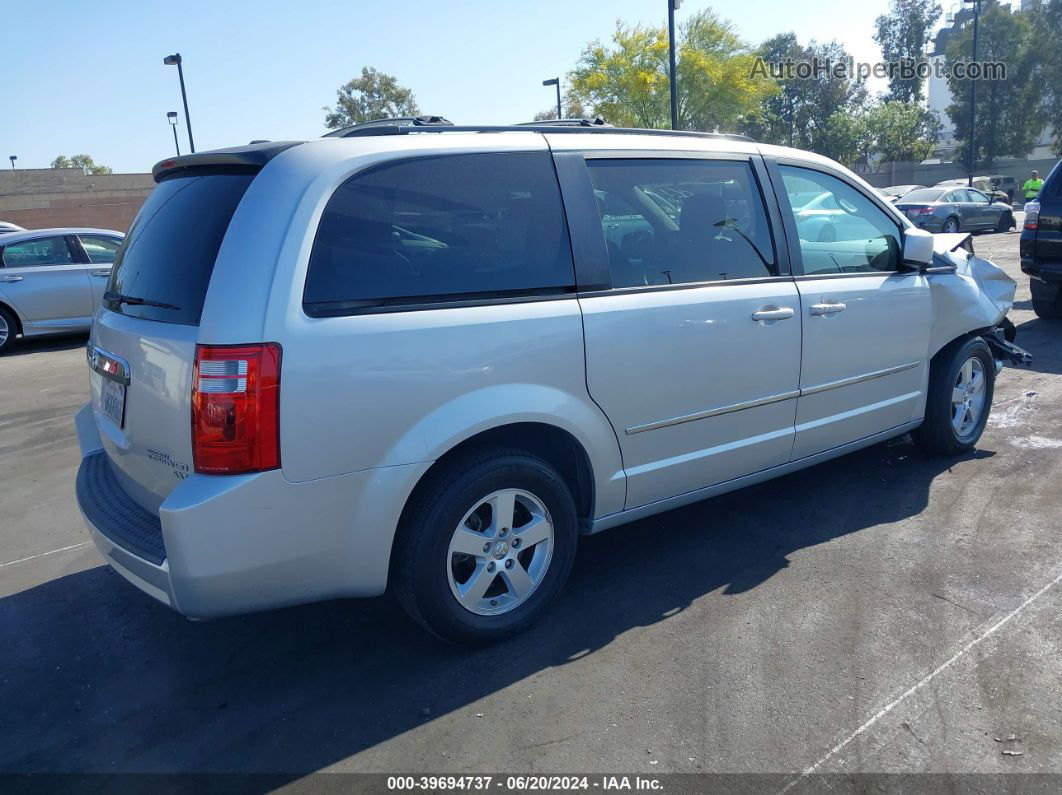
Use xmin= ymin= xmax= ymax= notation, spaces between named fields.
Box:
xmin=779 ymin=564 xmax=1062 ymax=792
xmin=0 ymin=541 xmax=90 ymax=569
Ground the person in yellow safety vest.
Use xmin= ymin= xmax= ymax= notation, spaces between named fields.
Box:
xmin=1023 ymin=170 xmax=1045 ymax=200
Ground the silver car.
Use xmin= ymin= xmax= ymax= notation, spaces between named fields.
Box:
xmin=73 ymin=127 xmax=1024 ymax=643
xmin=0 ymin=227 xmax=124 ymax=353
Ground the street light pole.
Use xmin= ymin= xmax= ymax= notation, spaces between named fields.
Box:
xmin=8 ymin=156 xmax=15 ymax=169
xmin=167 ymin=112 xmax=181 ymax=156
xmin=542 ymin=78 xmax=562 ymax=120
xmin=668 ymin=0 xmax=681 ymax=130
xmin=964 ymin=0 xmax=981 ymax=187
xmin=163 ymin=53 xmax=195 ymax=153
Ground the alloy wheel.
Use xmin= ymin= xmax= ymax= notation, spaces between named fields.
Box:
xmin=951 ymin=356 xmax=987 ymax=437
xmin=446 ymin=488 xmax=555 ymax=616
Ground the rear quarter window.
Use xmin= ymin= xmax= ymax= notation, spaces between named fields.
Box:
xmin=105 ymin=172 xmax=254 ymax=324
xmin=304 ymin=152 xmax=575 ymax=313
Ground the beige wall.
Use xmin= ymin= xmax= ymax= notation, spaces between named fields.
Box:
xmin=0 ymin=168 xmax=154 ymax=231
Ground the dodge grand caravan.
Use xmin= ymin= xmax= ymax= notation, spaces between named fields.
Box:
xmin=75 ymin=124 xmax=1026 ymax=643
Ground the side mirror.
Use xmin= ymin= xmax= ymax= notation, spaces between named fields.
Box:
xmin=902 ymin=227 xmax=934 ymax=268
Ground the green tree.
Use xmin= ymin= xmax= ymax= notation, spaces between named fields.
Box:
xmin=945 ymin=3 xmax=1044 ymax=167
xmin=863 ymin=100 xmax=942 ymax=163
xmin=740 ymin=33 xmax=804 ymax=146
xmin=51 ymin=154 xmax=112 ymax=174
xmin=323 ymin=66 xmax=419 ymax=129
xmin=1031 ymin=0 xmax=1062 ymax=154
xmin=568 ymin=10 xmax=776 ymax=132
xmin=873 ymin=0 xmax=943 ymax=103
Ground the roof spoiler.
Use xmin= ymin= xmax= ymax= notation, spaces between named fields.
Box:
xmin=151 ymin=141 xmax=302 ymax=182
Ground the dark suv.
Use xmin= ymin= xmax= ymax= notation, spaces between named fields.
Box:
xmin=1020 ymin=160 xmax=1062 ymax=319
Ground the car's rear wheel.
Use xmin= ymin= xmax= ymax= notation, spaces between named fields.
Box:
xmin=1032 ymin=280 xmax=1062 ymax=319
xmin=0 ymin=306 xmax=19 ymax=355
xmin=942 ymin=216 xmax=960 ymax=233
xmin=393 ymin=447 xmax=578 ymax=644
xmin=914 ymin=337 xmax=994 ymax=456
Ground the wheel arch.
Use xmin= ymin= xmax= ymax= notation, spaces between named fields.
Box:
xmin=0 ymin=298 xmax=24 ymax=338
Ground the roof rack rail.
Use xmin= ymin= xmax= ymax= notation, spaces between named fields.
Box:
xmin=326 ymin=123 xmax=754 ymax=143
xmin=324 ymin=116 xmax=455 ymax=138
xmin=514 ymin=117 xmax=611 ymax=127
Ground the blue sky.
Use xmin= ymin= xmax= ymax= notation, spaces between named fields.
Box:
xmin=5 ymin=0 xmax=896 ymax=173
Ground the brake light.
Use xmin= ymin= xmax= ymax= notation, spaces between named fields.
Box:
xmin=1024 ymin=201 xmax=1040 ymax=231
xmin=192 ymin=343 xmax=281 ymax=474
xmin=911 ymin=206 xmax=934 ymax=215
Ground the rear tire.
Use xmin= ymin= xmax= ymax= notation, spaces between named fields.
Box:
xmin=1032 ymin=280 xmax=1062 ymax=319
xmin=942 ymin=216 xmax=960 ymax=233
xmin=0 ymin=305 xmax=18 ymax=355
xmin=393 ymin=447 xmax=578 ymax=644
xmin=914 ymin=337 xmax=995 ymax=456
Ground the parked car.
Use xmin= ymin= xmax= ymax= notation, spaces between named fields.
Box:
xmin=74 ymin=126 xmax=1026 ymax=643
xmin=0 ymin=228 xmax=124 ymax=354
xmin=1020 ymin=160 xmax=1062 ymax=318
xmin=936 ymin=177 xmax=1010 ymax=205
xmin=987 ymin=175 xmax=1019 ymax=203
xmin=876 ymin=185 xmax=925 ymax=203
xmin=0 ymin=221 xmax=26 ymax=234
xmin=895 ymin=186 xmax=1015 ymax=233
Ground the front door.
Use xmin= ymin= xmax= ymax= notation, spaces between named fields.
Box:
xmin=571 ymin=154 xmax=802 ymax=510
xmin=0 ymin=235 xmax=94 ymax=329
xmin=774 ymin=163 xmax=931 ymax=460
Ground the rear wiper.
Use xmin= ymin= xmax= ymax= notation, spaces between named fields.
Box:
xmin=104 ymin=291 xmax=180 ymax=311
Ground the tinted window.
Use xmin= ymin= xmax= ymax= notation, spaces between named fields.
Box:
xmin=105 ymin=173 xmax=254 ymax=324
xmin=902 ymin=189 xmax=946 ymax=203
xmin=2 ymin=236 xmax=73 ymax=267
xmin=968 ymin=189 xmax=990 ymax=203
xmin=304 ymin=152 xmax=574 ymax=310
xmin=586 ymin=159 xmax=776 ymax=287
xmin=780 ymin=166 xmax=901 ymax=275
xmin=79 ymin=234 xmax=122 ymax=264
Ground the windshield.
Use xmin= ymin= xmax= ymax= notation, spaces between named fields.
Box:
xmin=105 ymin=172 xmax=254 ymax=325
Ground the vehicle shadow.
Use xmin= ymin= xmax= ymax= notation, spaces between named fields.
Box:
xmin=1 ymin=436 xmax=989 ymax=775
xmin=3 ymin=332 xmax=88 ymax=358
xmin=1013 ymin=316 xmax=1062 ymax=376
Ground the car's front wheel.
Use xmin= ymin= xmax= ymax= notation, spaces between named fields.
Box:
xmin=393 ymin=448 xmax=578 ymax=644
xmin=914 ymin=336 xmax=995 ymax=456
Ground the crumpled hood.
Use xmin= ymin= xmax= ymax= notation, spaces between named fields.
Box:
xmin=926 ymin=232 xmax=1016 ymax=356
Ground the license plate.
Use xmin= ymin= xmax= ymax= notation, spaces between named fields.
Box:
xmin=100 ymin=378 xmax=126 ymax=428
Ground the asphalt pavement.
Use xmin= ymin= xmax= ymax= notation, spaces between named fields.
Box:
xmin=2 ymin=227 xmax=1061 ymax=784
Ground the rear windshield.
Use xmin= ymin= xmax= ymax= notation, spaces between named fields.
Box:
xmin=105 ymin=172 xmax=254 ymax=324
xmin=901 ymin=189 xmax=946 ymax=203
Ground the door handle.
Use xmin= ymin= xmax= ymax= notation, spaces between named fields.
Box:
xmin=809 ymin=301 xmax=847 ymax=316
xmin=751 ymin=306 xmax=795 ymax=322
xmin=91 ymin=270 xmax=110 ymax=277
xmin=0 ymin=275 xmax=23 ymax=282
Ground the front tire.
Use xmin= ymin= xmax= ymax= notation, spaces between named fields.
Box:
xmin=0 ymin=305 xmax=18 ymax=355
xmin=393 ymin=448 xmax=578 ymax=644
xmin=914 ymin=337 xmax=994 ymax=456
xmin=995 ymin=213 xmax=1013 ymax=233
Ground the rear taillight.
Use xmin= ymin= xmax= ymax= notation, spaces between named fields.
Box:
xmin=192 ymin=343 xmax=281 ymax=474
xmin=1024 ymin=201 xmax=1040 ymax=231
xmin=911 ymin=207 xmax=934 ymax=215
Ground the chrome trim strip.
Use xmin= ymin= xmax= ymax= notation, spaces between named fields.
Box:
xmin=625 ymin=390 xmax=800 ymax=435
xmin=800 ymin=361 xmax=919 ymax=397
xmin=86 ymin=343 xmax=131 ymax=385
xmin=624 ymin=361 xmax=920 ymax=435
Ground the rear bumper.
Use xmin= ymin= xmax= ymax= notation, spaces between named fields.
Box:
xmin=74 ymin=403 xmax=431 ymax=618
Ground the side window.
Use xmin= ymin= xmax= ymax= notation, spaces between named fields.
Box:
xmin=968 ymin=189 xmax=989 ymax=203
xmin=304 ymin=152 xmax=575 ymax=309
xmin=945 ymin=191 xmax=965 ymax=203
xmin=79 ymin=235 xmax=121 ymax=264
xmin=586 ymin=159 xmax=777 ymax=287
xmin=1 ymin=237 xmax=74 ymax=267
xmin=780 ymin=166 xmax=902 ymax=276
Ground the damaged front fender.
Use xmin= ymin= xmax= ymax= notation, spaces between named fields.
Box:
xmin=926 ymin=233 xmax=1017 ymax=358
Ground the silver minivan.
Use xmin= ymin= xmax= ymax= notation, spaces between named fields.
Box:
xmin=74 ymin=125 xmax=1024 ymax=643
